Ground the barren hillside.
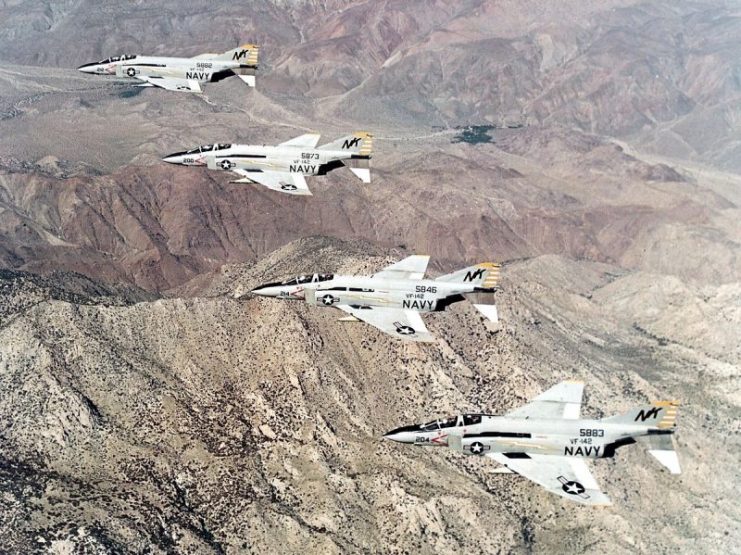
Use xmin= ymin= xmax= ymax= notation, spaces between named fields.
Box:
xmin=1 ymin=238 xmax=739 ymax=554
xmin=0 ymin=0 xmax=739 ymax=553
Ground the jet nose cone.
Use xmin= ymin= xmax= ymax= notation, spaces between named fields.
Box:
xmin=382 ymin=427 xmax=417 ymax=443
xmin=162 ymin=154 xmax=184 ymax=165
xmin=77 ymin=63 xmax=98 ymax=74
xmin=162 ymin=151 xmax=190 ymax=165
xmin=251 ymin=288 xmax=279 ymax=298
xmin=250 ymin=284 xmax=282 ymax=298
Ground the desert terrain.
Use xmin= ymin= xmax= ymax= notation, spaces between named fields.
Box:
xmin=0 ymin=1 xmax=739 ymax=553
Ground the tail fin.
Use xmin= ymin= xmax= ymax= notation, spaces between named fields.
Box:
xmin=318 ymin=132 xmax=373 ymax=157
xmin=212 ymin=44 xmax=259 ymax=66
xmin=605 ymin=401 xmax=679 ymax=430
xmin=435 ymin=263 xmax=501 ymax=290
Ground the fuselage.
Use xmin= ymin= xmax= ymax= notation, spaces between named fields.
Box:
xmin=252 ymin=274 xmax=490 ymax=311
xmin=163 ymin=144 xmax=361 ymax=176
xmin=78 ymin=55 xmax=245 ymax=83
xmin=384 ymin=414 xmax=670 ymax=459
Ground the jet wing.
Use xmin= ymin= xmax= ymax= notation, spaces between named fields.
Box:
xmin=372 ymin=255 xmax=430 ymax=280
xmin=488 ymin=453 xmax=611 ymax=506
xmin=231 ymin=170 xmax=311 ymax=196
xmin=336 ymin=305 xmax=435 ymax=342
xmin=139 ymin=76 xmax=202 ymax=93
xmin=279 ymin=134 xmax=322 ymax=148
xmin=507 ymin=381 xmax=584 ymax=420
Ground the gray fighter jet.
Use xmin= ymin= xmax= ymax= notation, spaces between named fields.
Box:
xmin=78 ymin=44 xmax=258 ymax=92
xmin=384 ymin=381 xmax=680 ymax=505
xmin=162 ymin=132 xmax=372 ymax=195
xmin=251 ymin=255 xmax=500 ymax=341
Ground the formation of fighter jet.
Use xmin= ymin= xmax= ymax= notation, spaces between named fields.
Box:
xmin=251 ymin=255 xmax=500 ymax=341
xmin=78 ymin=44 xmax=259 ymax=93
xmin=384 ymin=381 xmax=680 ymax=505
xmin=162 ymin=132 xmax=373 ymax=196
xmin=76 ymin=40 xmax=683 ymax=509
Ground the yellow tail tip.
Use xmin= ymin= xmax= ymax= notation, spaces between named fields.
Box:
xmin=653 ymin=400 xmax=680 ymax=407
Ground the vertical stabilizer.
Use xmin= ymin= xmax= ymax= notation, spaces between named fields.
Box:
xmin=213 ymin=44 xmax=259 ymax=65
xmin=319 ymin=132 xmax=373 ymax=156
xmin=605 ymin=401 xmax=679 ymax=429
xmin=435 ymin=263 xmax=501 ymax=290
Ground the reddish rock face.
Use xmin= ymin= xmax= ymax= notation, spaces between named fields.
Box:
xmin=0 ymin=1 xmax=737 ymax=293
xmin=0 ymin=121 xmax=735 ymax=293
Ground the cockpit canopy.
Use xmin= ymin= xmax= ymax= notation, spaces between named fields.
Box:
xmin=98 ymin=54 xmax=137 ymax=64
xmin=282 ymin=273 xmax=334 ymax=286
xmin=420 ymin=414 xmax=483 ymax=431
xmin=184 ymin=144 xmax=232 ymax=154
xmin=256 ymin=273 xmax=335 ymax=290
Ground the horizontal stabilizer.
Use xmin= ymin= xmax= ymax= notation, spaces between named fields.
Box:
xmin=473 ymin=303 xmax=498 ymax=323
xmin=342 ymin=158 xmax=371 ymax=183
xmin=638 ymin=432 xmax=681 ymax=474
xmin=648 ymin=449 xmax=681 ymax=474
xmin=349 ymin=167 xmax=371 ymax=183
xmin=237 ymin=74 xmax=256 ymax=87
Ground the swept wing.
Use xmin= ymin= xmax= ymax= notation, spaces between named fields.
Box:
xmin=231 ymin=170 xmax=311 ymax=196
xmin=487 ymin=453 xmax=611 ymax=506
xmin=279 ymin=134 xmax=322 ymax=148
xmin=372 ymin=255 xmax=430 ymax=281
xmin=507 ymin=381 xmax=584 ymax=419
xmin=336 ymin=305 xmax=434 ymax=342
xmin=138 ymin=75 xmax=202 ymax=93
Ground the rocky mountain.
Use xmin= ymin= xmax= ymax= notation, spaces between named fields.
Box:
xmin=1 ymin=124 xmax=738 ymax=292
xmin=1 ymin=237 xmax=739 ymax=554
xmin=0 ymin=0 xmax=739 ymax=553
xmin=1 ymin=0 xmax=738 ymax=168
